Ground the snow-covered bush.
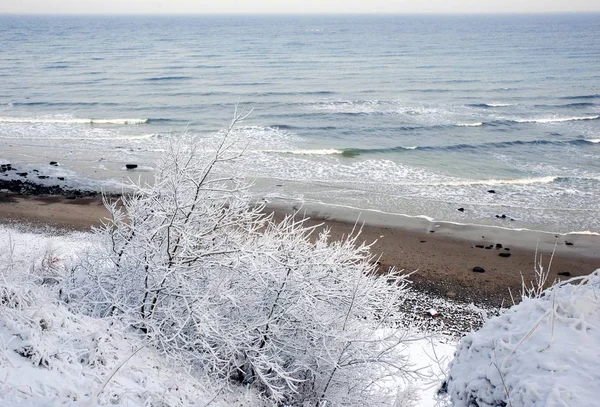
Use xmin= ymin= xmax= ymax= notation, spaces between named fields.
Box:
xmin=64 ymin=111 xmax=418 ymax=406
xmin=1 ymin=227 xmax=258 ymax=406
xmin=444 ymin=270 xmax=600 ymax=407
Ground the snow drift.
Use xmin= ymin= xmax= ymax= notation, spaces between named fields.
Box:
xmin=445 ymin=270 xmax=600 ymax=407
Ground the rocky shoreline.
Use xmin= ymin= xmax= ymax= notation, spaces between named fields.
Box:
xmin=2 ymin=160 xmax=600 ymax=313
xmin=0 ymin=161 xmax=119 ymax=198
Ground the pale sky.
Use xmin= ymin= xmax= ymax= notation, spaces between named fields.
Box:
xmin=1 ymin=0 xmax=600 ymax=15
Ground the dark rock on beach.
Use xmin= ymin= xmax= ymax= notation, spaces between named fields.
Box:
xmin=125 ymin=164 xmax=138 ymax=170
xmin=49 ymin=161 xmax=58 ymax=166
xmin=472 ymin=266 xmax=485 ymax=273
xmin=565 ymin=241 xmax=574 ymax=246
xmin=487 ymin=190 xmax=496 ymax=193
xmin=558 ymin=271 xmax=571 ymax=277
xmin=457 ymin=207 xmax=465 ymax=212
xmin=0 ymin=177 xmax=98 ymax=197
xmin=495 ymin=243 xmax=503 ymax=249
xmin=498 ymin=252 xmax=511 ymax=258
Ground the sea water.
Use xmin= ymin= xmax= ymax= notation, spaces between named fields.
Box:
xmin=1 ymin=14 xmax=599 ymax=233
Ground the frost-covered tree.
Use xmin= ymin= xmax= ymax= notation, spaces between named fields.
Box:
xmin=65 ymin=110 xmax=418 ymax=406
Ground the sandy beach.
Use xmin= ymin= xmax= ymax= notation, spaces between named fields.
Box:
xmin=1 ymin=192 xmax=599 ymax=307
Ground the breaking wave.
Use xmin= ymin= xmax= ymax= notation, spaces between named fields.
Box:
xmin=456 ymin=122 xmax=483 ymax=127
xmin=262 ymin=137 xmax=600 ymax=158
xmin=0 ymin=117 xmax=149 ymax=125
xmin=298 ymin=138 xmax=600 ymax=158
xmin=468 ymin=103 xmax=514 ymax=108
xmin=261 ymin=149 xmax=345 ymax=156
xmin=434 ymin=176 xmax=559 ymax=186
xmin=513 ymin=115 xmax=599 ymax=124
xmin=338 ymin=138 xmax=599 ymax=156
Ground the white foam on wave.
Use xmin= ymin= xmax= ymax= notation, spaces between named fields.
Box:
xmin=514 ymin=115 xmax=599 ymax=124
xmin=567 ymin=230 xmax=600 ymax=236
xmin=456 ymin=122 xmax=483 ymax=127
xmin=435 ymin=176 xmax=558 ymax=187
xmin=261 ymin=148 xmax=344 ymax=156
xmin=485 ymin=103 xmax=514 ymax=107
xmin=0 ymin=117 xmax=149 ymax=125
xmin=0 ymin=132 xmax=156 ymax=141
xmin=587 ymin=139 xmax=600 ymax=143
xmin=307 ymin=99 xmax=442 ymax=116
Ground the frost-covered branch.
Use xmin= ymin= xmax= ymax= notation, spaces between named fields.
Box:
xmin=64 ymin=110 xmax=419 ymax=406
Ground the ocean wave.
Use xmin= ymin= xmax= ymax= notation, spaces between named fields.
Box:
xmin=332 ymin=138 xmax=599 ymax=157
xmin=339 ymin=146 xmax=418 ymax=157
xmin=267 ymin=124 xmax=337 ymax=131
xmin=144 ymin=76 xmax=193 ymax=81
xmin=468 ymin=103 xmax=514 ymax=108
xmin=307 ymin=100 xmax=441 ymax=116
xmin=45 ymin=64 xmax=69 ymax=69
xmin=428 ymin=138 xmax=600 ymax=151
xmin=11 ymin=101 xmax=120 ymax=107
xmin=0 ymin=117 xmax=149 ymax=125
xmin=567 ymin=231 xmax=600 ymax=236
xmin=536 ymin=102 xmax=597 ymax=109
xmin=560 ymin=94 xmax=600 ymax=100
xmin=513 ymin=115 xmax=599 ymax=124
xmin=261 ymin=146 xmax=418 ymax=157
xmin=251 ymin=90 xmax=336 ymax=97
xmin=456 ymin=122 xmax=483 ymax=127
xmin=435 ymin=176 xmax=559 ymax=186
xmin=262 ymin=149 xmax=345 ymax=156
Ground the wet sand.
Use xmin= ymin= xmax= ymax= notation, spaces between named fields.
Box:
xmin=1 ymin=193 xmax=599 ymax=307
xmin=0 ymin=193 xmax=110 ymax=231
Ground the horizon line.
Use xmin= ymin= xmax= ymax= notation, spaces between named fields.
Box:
xmin=0 ymin=9 xmax=600 ymax=16
xmin=1 ymin=11 xmax=600 ymax=17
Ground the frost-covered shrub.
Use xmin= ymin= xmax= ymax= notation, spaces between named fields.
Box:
xmin=444 ymin=270 xmax=600 ymax=407
xmin=0 ymin=227 xmax=244 ymax=406
xmin=64 ymin=112 xmax=417 ymax=406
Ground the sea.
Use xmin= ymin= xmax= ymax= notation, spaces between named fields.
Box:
xmin=1 ymin=14 xmax=599 ymax=234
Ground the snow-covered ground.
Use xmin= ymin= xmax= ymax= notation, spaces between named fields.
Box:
xmin=0 ymin=226 xmax=261 ymax=406
xmin=446 ymin=268 xmax=600 ymax=406
xmin=0 ymin=225 xmax=458 ymax=406
xmin=7 ymin=223 xmax=597 ymax=407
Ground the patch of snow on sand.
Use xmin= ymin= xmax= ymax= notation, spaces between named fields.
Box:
xmin=446 ymin=270 xmax=600 ymax=407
